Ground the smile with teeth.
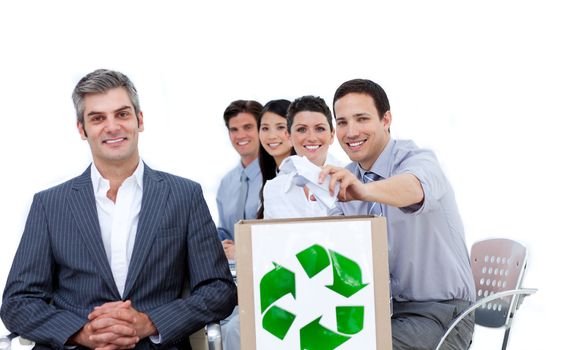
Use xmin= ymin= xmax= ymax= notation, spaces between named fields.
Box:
xmin=304 ymin=145 xmax=321 ymax=151
xmin=347 ymin=140 xmax=365 ymax=148
xmin=268 ymin=142 xmax=282 ymax=148
xmin=104 ymin=137 xmax=126 ymax=144
xmin=237 ymin=140 xmax=250 ymax=146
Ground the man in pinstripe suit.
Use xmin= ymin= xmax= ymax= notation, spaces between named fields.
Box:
xmin=0 ymin=69 xmax=237 ymax=350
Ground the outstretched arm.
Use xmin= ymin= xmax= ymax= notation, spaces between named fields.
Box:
xmin=319 ymin=165 xmax=424 ymax=208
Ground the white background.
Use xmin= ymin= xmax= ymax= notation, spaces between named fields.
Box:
xmin=0 ymin=1 xmax=564 ymax=348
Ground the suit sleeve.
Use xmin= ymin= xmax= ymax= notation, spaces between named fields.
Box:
xmin=146 ymin=183 xmax=237 ymax=345
xmin=0 ymin=194 xmax=85 ymax=348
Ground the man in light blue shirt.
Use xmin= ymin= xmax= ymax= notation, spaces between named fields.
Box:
xmin=216 ymin=100 xmax=263 ymax=259
xmin=320 ymin=79 xmax=475 ymax=350
xmin=216 ymin=100 xmax=263 ymax=349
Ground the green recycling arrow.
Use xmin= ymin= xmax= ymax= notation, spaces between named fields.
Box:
xmin=259 ymin=262 xmax=297 ymax=339
xmin=336 ymin=306 xmax=364 ymax=334
xmin=262 ymin=305 xmax=296 ymax=340
xmin=300 ymin=316 xmax=350 ymax=350
xmin=325 ymin=250 xmax=368 ymax=298
xmin=300 ymin=306 xmax=364 ymax=349
xmin=260 ymin=245 xmax=369 ymax=348
xmin=296 ymin=244 xmax=330 ymax=278
xmin=260 ymin=262 xmax=296 ymax=313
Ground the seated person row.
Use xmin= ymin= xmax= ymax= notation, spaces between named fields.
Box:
xmin=221 ymin=96 xmax=332 ymax=348
xmin=221 ymin=80 xmax=475 ymax=350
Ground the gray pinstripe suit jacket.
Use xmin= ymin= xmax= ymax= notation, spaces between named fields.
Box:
xmin=1 ymin=164 xmax=237 ymax=350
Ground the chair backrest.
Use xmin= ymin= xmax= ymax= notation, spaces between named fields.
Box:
xmin=470 ymin=238 xmax=527 ymax=328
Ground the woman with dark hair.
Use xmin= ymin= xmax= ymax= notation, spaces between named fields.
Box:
xmin=256 ymin=99 xmax=295 ymax=219
xmin=263 ymin=95 xmax=342 ymax=219
xmin=221 ymin=100 xmax=294 ymax=349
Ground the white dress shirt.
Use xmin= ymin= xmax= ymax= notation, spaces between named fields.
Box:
xmin=91 ymin=162 xmax=144 ymax=297
xmin=263 ymin=154 xmax=342 ymax=219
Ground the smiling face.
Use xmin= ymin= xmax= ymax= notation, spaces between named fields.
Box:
xmin=77 ymin=87 xmax=143 ymax=170
xmin=259 ymin=111 xmax=293 ymax=167
xmin=228 ymin=112 xmax=260 ymax=166
xmin=290 ymin=111 xmax=334 ymax=167
xmin=334 ymin=92 xmax=391 ymax=170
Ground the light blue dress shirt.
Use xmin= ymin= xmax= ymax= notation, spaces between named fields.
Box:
xmin=331 ymin=139 xmax=475 ymax=302
xmin=216 ymin=158 xmax=262 ymax=240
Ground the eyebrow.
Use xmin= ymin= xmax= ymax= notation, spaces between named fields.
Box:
xmin=115 ymin=106 xmax=133 ymax=113
xmin=336 ymin=112 xmax=370 ymax=120
xmin=86 ymin=105 xmax=132 ymax=117
xmin=294 ymin=123 xmax=328 ymax=128
xmin=230 ymin=122 xmax=255 ymax=130
xmin=261 ymin=122 xmax=287 ymax=126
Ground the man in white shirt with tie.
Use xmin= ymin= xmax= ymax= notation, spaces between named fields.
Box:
xmin=1 ymin=69 xmax=236 ymax=350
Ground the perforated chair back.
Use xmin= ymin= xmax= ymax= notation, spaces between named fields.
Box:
xmin=471 ymin=238 xmax=527 ymax=328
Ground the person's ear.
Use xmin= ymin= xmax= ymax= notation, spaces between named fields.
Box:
xmin=77 ymin=121 xmax=87 ymax=140
xmin=382 ymin=111 xmax=392 ymax=131
xmin=137 ymin=111 xmax=144 ymax=131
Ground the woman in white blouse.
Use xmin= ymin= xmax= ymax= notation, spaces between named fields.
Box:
xmin=256 ymin=99 xmax=295 ymax=219
xmin=263 ymin=95 xmax=341 ymax=219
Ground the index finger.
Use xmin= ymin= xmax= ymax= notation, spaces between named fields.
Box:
xmin=99 ymin=308 xmax=137 ymax=324
xmin=89 ymin=301 xmax=133 ymax=320
xmin=94 ymin=300 xmax=129 ymax=311
xmin=318 ymin=165 xmax=336 ymax=184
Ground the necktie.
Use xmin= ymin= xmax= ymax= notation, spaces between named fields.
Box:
xmin=238 ymin=170 xmax=249 ymax=220
xmin=363 ymin=171 xmax=383 ymax=216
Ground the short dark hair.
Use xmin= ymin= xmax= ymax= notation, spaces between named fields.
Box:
xmin=287 ymin=95 xmax=333 ymax=132
xmin=257 ymin=99 xmax=295 ymax=219
xmin=222 ymin=100 xmax=263 ymax=128
xmin=72 ymin=69 xmax=141 ymax=125
xmin=333 ymin=79 xmax=390 ymax=119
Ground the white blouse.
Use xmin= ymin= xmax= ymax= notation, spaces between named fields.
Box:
xmin=263 ymin=154 xmax=342 ymax=219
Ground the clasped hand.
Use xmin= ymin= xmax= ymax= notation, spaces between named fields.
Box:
xmin=70 ymin=300 xmax=156 ymax=350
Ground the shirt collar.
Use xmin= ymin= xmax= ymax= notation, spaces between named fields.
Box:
xmin=91 ymin=160 xmax=145 ymax=193
xmin=356 ymin=138 xmax=394 ymax=179
xmin=241 ymin=157 xmax=261 ymax=179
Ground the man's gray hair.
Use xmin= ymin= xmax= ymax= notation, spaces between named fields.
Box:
xmin=72 ymin=69 xmax=141 ymax=124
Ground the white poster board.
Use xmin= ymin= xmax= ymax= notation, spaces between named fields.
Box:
xmin=236 ymin=216 xmax=391 ymax=350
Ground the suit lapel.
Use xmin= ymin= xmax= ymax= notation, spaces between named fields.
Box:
xmin=123 ymin=164 xmax=170 ymax=299
xmin=69 ymin=166 xmax=121 ymax=298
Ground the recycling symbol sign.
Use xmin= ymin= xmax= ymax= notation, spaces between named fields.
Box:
xmin=259 ymin=243 xmax=369 ymax=349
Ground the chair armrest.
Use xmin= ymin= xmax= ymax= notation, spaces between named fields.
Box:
xmin=434 ymin=288 xmax=537 ymax=350
xmin=0 ymin=335 xmax=12 ymax=350
xmin=0 ymin=333 xmax=33 ymax=350
xmin=205 ymin=322 xmax=223 ymax=350
xmin=19 ymin=337 xmax=33 ymax=346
